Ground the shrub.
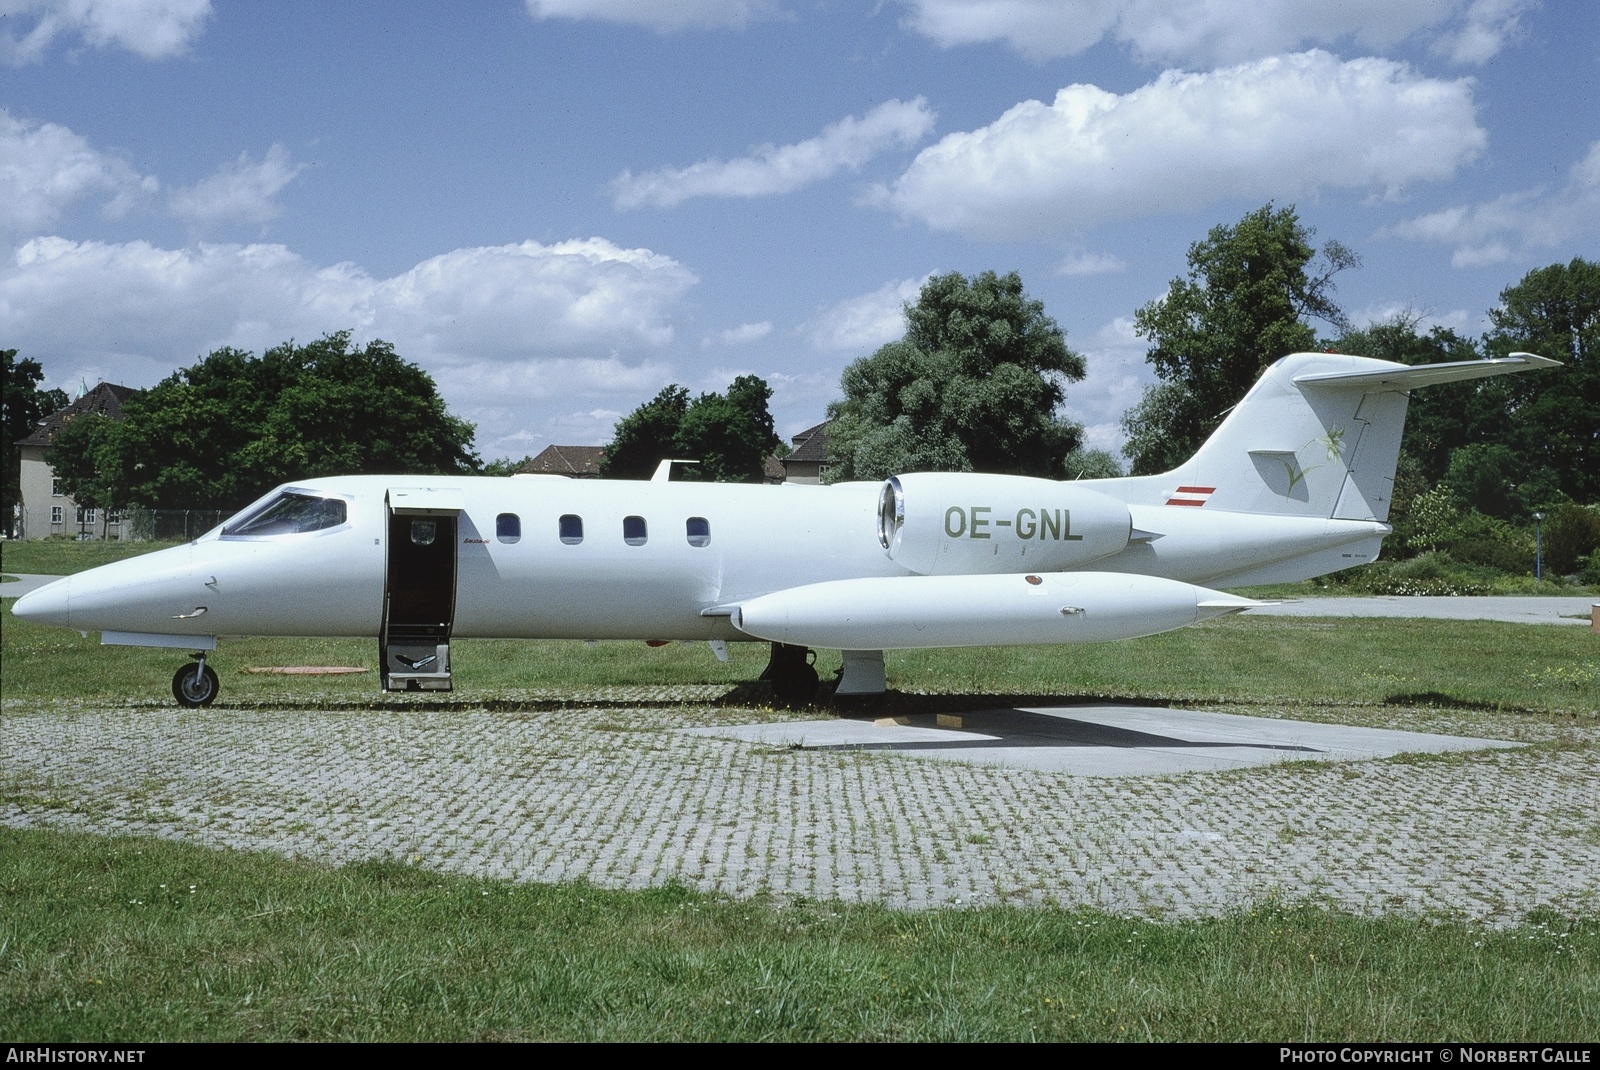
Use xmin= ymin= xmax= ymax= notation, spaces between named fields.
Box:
xmin=1540 ymin=503 xmax=1600 ymax=575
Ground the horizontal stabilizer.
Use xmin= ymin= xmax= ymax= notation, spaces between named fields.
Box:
xmin=1293 ymin=351 xmax=1559 ymax=390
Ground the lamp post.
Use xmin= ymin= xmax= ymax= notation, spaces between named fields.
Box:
xmin=1533 ymin=512 xmax=1545 ymax=582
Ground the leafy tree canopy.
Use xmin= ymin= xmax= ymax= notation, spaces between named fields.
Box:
xmin=1480 ymin=257 xmax=1599 ymax=504
xmin=1334 ymin=258 xmax=1598 ymax=515
xmin=1334 ymin=311 xmax=1491 ymax=488
xmin=600 ymin=375 xmax=780 ymax=483
xmin=1121 ymin=203 xmax=1357 ymax=474
xmin=825 ymin=271 xmax=1085 ymax=482
xmin=3 ymin=350 xmax=70 ymax=535
xmin=50 ymin=333 xmax=477 ymax=511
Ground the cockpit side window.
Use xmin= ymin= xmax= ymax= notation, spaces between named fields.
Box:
xmin=221 ymin=492 xmax=348 ymax=538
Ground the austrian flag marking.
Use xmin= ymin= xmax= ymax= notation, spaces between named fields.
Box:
xmin=1165 ymin=485 xmax=1215 ymax=507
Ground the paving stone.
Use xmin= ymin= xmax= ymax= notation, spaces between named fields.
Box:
xmin=3 ymin=700 xmax=1596 ymax=925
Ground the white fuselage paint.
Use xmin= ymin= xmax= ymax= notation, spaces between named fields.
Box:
xmin=17 ymin=351 xmax=1555 ymax=656
xmin=15 ymin=472 xmax=1384 ymax=644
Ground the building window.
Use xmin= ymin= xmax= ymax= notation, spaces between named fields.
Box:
xmin=496 ymin=513 xmax=521 ymax=543
xmin=558 ymin=514 xmax=583 ymax=545
xmin=623 ymin=515 xmax=647 ymax=546
xmin=51 ymin=506 xmax=63 ymax=524
xmin=51 ymin=478 xmax=62 ymax=497
xmin=686 ymin=517 xmax=710 ymax=547
xmin=77 ymin=507 xmax=96 ymax=524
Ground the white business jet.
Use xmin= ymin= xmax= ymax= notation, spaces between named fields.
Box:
xmin=11 ymin=351 xmax=1556 ymax=707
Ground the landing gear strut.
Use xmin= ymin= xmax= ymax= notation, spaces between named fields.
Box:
xmin=761 ymin=642 xmax=818 ymax=708
xmin=172 ymin=652 xmax=219 ymax=707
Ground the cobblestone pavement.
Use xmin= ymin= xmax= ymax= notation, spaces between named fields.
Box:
xmin=5 ymin=696 xmax=1597 ymax=925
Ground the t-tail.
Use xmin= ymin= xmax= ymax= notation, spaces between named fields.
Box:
xmin=1089 ymin=350 xmax=1559 ymax=587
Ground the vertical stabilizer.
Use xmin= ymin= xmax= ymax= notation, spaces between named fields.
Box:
xmin=1094 ymin=351 xmax=1559 ymax=522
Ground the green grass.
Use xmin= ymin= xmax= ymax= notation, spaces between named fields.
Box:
xmin=5 ymin=540 xmax=1596 ymax=1041
xmin=2 ymin=539 xmax=1596 ymax=713
xmin=1 ymin=538 xmax=188 ymax=576
xmin=2 ymin=602 xmax=1594 ymax=712
xmin=3 ymin=827 xmax=1593 ymax=1042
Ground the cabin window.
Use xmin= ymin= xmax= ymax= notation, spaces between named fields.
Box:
xmin=410 ymin=519 xmax=437 ymax=546
xmin=558 ymin=514 xmax=583 ymax=545
xmin=686 ymin=517 xmax=710 ymax=547
xmin=623 ymin=515 xmax=647 ymax=546
xmin=222 ymin=491 xmax=348 ymax=538
xmin=496 ymin=513 xmax=521 ymax=543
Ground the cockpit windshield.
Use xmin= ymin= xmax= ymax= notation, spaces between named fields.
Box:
xmin=221 ymin=491 xmax=348 ymax=539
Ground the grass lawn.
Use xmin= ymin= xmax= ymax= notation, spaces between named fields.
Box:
xmin=4 ymin=599 xmax=1593 ymax=713
xmin=4 ymin=541 xmax=1595 ymax=1041
xmin=1 ymin=538 xmax=188 ymax=576
xmin=4 ymin=828 xmax=1594 ymax=1042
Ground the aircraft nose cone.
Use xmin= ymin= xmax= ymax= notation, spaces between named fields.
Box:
xmin=11 ymin=575 xmax=73 ymax=629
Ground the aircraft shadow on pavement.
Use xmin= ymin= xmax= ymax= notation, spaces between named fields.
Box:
xmin=820 ymin=706 xmax=1323 ymax=754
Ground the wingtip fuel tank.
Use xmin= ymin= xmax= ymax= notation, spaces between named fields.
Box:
xmin=724 ymin=571 xmax=1263 ymax=651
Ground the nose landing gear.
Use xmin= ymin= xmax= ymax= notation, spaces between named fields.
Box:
xmin=172 ymin=652 xmax=219 ymax=707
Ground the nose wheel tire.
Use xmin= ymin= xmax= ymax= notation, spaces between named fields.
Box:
xmin=172 ymin=663 xmax=220 ymax=707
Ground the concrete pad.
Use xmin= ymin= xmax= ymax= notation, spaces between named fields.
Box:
xmin=1243 ymin=595 xmax=1596 ymax=626
xmin=1 ymin=573 xmax=59 ymax=599
xmin=683 ymin=704 xmax=1519 ymax=777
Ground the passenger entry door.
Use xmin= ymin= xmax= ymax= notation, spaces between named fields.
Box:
xmin=381 ymin=488 xmax=462 ymax=691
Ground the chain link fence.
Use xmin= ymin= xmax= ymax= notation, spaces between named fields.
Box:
xmin=25 ymin=507 xmax=231 ymax=541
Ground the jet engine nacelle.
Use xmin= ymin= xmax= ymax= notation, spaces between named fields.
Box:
xmin=877 ymin=472 xmax=1132 ymax=576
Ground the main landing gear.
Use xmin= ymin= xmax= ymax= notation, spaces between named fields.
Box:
xmin=172 ymin=652 xmax=219 ymax=707
xmin=761 ymin=642 xmax=818 ymax=708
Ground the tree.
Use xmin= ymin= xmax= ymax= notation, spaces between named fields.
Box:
xmin=825 ymin=271 xmax=1085 ymax=482
xmin=2 ymin=350 xmax=69 ymax=536
xmin=600 ymin=385 xmax=689 ymax=479
xmin=599 ymin=376 xmax=780 ymax=482
xmin=1062 ymin=447 xmax=1123 ymax=480
xmin=50 ymin=333 xmax=477 ymax=511
xmin=1121 ymin=204 xmax=1358 ymax=474
xmin=1479 ymin=258 xmax=1599 ymax=504
xmin=1333 ymin=312 xmax=1491 ymax=487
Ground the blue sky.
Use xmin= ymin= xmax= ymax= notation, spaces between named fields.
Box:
xmin=3 ymin=0 xmax=1596 ymax=465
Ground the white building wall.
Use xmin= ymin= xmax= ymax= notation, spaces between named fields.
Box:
xmin=17 ymin=446 xmax=121 ymax=540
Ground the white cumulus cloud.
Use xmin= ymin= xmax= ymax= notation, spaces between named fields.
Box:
xmin=882 ymin=51 xmax=1485 ymax=242
xmin=804 ymin=275 xmax=930 ymax=352
xmin=1431 ymin=0 xmax=1533 ymax=65
xmin=1064 ymin=314 xmax=1151 ymax=456
xmin=896 ymin=0 xmax=1530 ymax=65
xmin=2 ymin=0 xmax=212 ymax=64
xmin=703 ymin=321 xmax=773 ymax=347
xmin=168 ymin=144 xmax=306 ymax=226
xmin=1383 ymin=141 xmax=1600 ymax=268
xmin=1055 ymin=250 xmax=1126 ymax=277
xmin=612 ymin=98 xmax=935 ymax=209
xmin=1 ymin=109 xmax=159 ymax=230
xmin=0 ymin=235 xmax=699 ymax=370
xmin=525 ymin=0 xmax=777 ymax=32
